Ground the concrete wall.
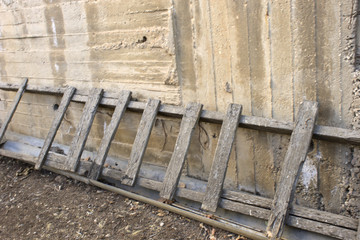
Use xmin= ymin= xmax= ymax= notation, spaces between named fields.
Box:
xmin=0 ymin=0 xmax=359 ymax=218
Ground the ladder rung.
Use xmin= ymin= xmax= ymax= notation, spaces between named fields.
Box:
xmin=35 ymin=86 xmax=76 ymax=170
xmin=87 ymin=90 xmax=132 ymax=180
xmin=64 ymin=88 xmax=103 ymax=172
xmin=159 ymin=102 xmax=203 ymax=200
xmin=122 ymin=98 xmax=161 ymax=186
xmin=201 ymin=103 xmax=242 ymax=212
xmin=266 ymin=101 xmax=318 ymax=239
xmin=0 ymin=78 xmax=28 ymax=142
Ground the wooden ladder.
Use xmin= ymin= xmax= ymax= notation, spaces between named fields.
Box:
xmin=1 ymin=80 xmax=359 ymax=240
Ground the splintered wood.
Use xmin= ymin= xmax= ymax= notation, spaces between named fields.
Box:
xmin=266 ymin=101 xmax=318 ymax=240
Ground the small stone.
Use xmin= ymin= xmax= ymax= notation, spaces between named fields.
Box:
xmin=54 ymin=175 xmax=67 ymax=184
xmin=160 ymin=222 xmax=164 ymax=227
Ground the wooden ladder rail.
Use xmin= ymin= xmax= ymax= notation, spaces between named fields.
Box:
xmin=35 ymin=86 xmax=76 ymax=170
xmin=121 ymin=98 xmax=161 ymax=186
xmin=201 ymin=103 xmax=242 ymax=212
xmin=0 ymin=79 xmax=28 ymax=143
xmin=87 ymin=90 xmax=131 ymax=180
xmin=266 ymin=101 xmax=318 ymax=240
xmin=159 ymin=102 xmax=203 ymax=200
xmin=64 ymin=88 xmax=103 ymax=172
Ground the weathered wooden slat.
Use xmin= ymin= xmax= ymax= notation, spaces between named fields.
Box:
xmin=64 ymin=88 xmax=103 ymax=172
xmin=266 ymin=101 xmax=318 ymax=240
xmin=201 ymin=103 xmax=242 ymax=212
xmin=159 ymin=102 xmax=203 ymax=200
xmin=87 ymin=90 xmax=132 ymax=180
xmin=357 ymin=220 xmax=360 ymax=240
xmin=222 ymin=189 xmax=358 ymax=230
xmin=0 ymin=147 xmax=357 ymax=239
xmin=1 ymin=83 xmax=360 ymax=145
xmin=35 ymin=87 xmax=76 ymax=170
xmin=0 ymin=79 xmax=28 ymax=142
xmin=122 ymin=98 xmax=161 ymax=186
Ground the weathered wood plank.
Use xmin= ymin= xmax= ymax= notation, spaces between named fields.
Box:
xmin=266 ymin=101 xmax=318 ymax=240
xmin=64 ymin=88 xmax=103 ymax=172
xmin=201 ymin=104 xmax=242 ymax=212
xmin=222 ymin=189 xmax=358 ymax=230
xmin=35 ymin=87 xmax=76 ymax=170
xmin=87 ymin=90 xmax=132 ymax=180
xmin=286 ymin=215 xmax=357 ymax=240
xmin=0 ymin=79 xmax=28 ymax=142
xmin=0 ymin=146 xmax=357 ymax=239
xmin=159 ymin=102 xmax=203 ymax=200
xmin=357 ymin=219 xmax=360 ymax=240
xmin=122 ymin=98 xmax=161 ymax=186
xmin=1 ymin=83 xmax=360 ymax=145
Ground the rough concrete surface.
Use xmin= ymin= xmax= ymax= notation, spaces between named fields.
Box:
xmin=0 ymin=0 xmax=359 ymax=220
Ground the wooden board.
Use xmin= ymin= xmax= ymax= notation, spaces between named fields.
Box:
xmin=0 ymin=146 xmax=357 ymax=239
xmin=122 ymin=98 xmax=161 ymax=186
xmin=64 ymin=88 xmax=103 ymax=172
xmin=0 ymin=78 xmax=28 ymax=142
xmin=35 ymin=87 xmax=76 ymax=170
xmin=87 ymin=90 xmax=131 ymax=180
xmin=159 ymin=102 xmax=203 ymax=200
xmin=266 ymin=101 xmax=318 ymax=239
xmin=1 ymin=83 xmax=360 ymax=145
xmin=201 ymin=103 xmax=242 ymax=212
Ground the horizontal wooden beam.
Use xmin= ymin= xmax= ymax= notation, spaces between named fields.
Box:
xmin=0 ymin=147 xmax=357 ymax=239
xmin=0 ymin=82 xmax=358 ymax=145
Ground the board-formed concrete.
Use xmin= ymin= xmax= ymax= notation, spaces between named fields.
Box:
xmin=0 ymin=0 xmax=359 ymax=219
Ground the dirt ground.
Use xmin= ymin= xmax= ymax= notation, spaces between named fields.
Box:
xmin=0 ymin=157 xmax=250 ymax=240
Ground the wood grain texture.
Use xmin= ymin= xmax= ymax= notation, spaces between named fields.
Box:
xmin=159 ymin=102 xmax=203 ymax=200
xmin=122 ymin=98 xmax=161 ymax=186
xmin=222 ymin=189 xmax=358 ymax=230
xmin=201 ymin=103 xmax=242 ymax=212
xmin=0 ymin=78 xmax=28 ymax=142
xmin=0 ymin=84 xmax=360 ymax=145
xmin=87 ymin=90 xmax=132 ymax=180
xmin=0 ymin=146 xmax=357 ymax=239
xmin=65 ymin=88 xmax=103 ymax=172
xmin=35 ymin=86 xmax=76 ymax=170
xmin=266 ymin=101 xmax=318 ymax=239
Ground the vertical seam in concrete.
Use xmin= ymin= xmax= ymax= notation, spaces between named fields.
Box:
xmin=268 ymin=0 xmax=274 ymax=119
xmin=244 ymin=0 xmax=257 ymax=194
xmin=339 ymin=2 xmax=344 ymax=124
xmin=314 ymin=0 xmax=318 ymax=105
xmin=245 ymin=0 xmax=254 ymax=116
xmin=225 ymin=0 xmax=237 ymax=187
xmin=206 ymin=0 xmax=218 ymax=111
xmin=170 ymin=0 xmax=183 ymax=106
xmin=290 ymin=0 xmax=295 ymax=122
xmin=224 ymin=0 xmax=235 ymax=105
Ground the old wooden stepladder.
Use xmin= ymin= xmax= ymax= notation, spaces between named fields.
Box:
xmin=0 ymin=79 xmax=359 ymax=240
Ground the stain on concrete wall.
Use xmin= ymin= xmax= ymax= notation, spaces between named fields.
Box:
xmin=0 ymin=0 xmax=359 ymax=218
